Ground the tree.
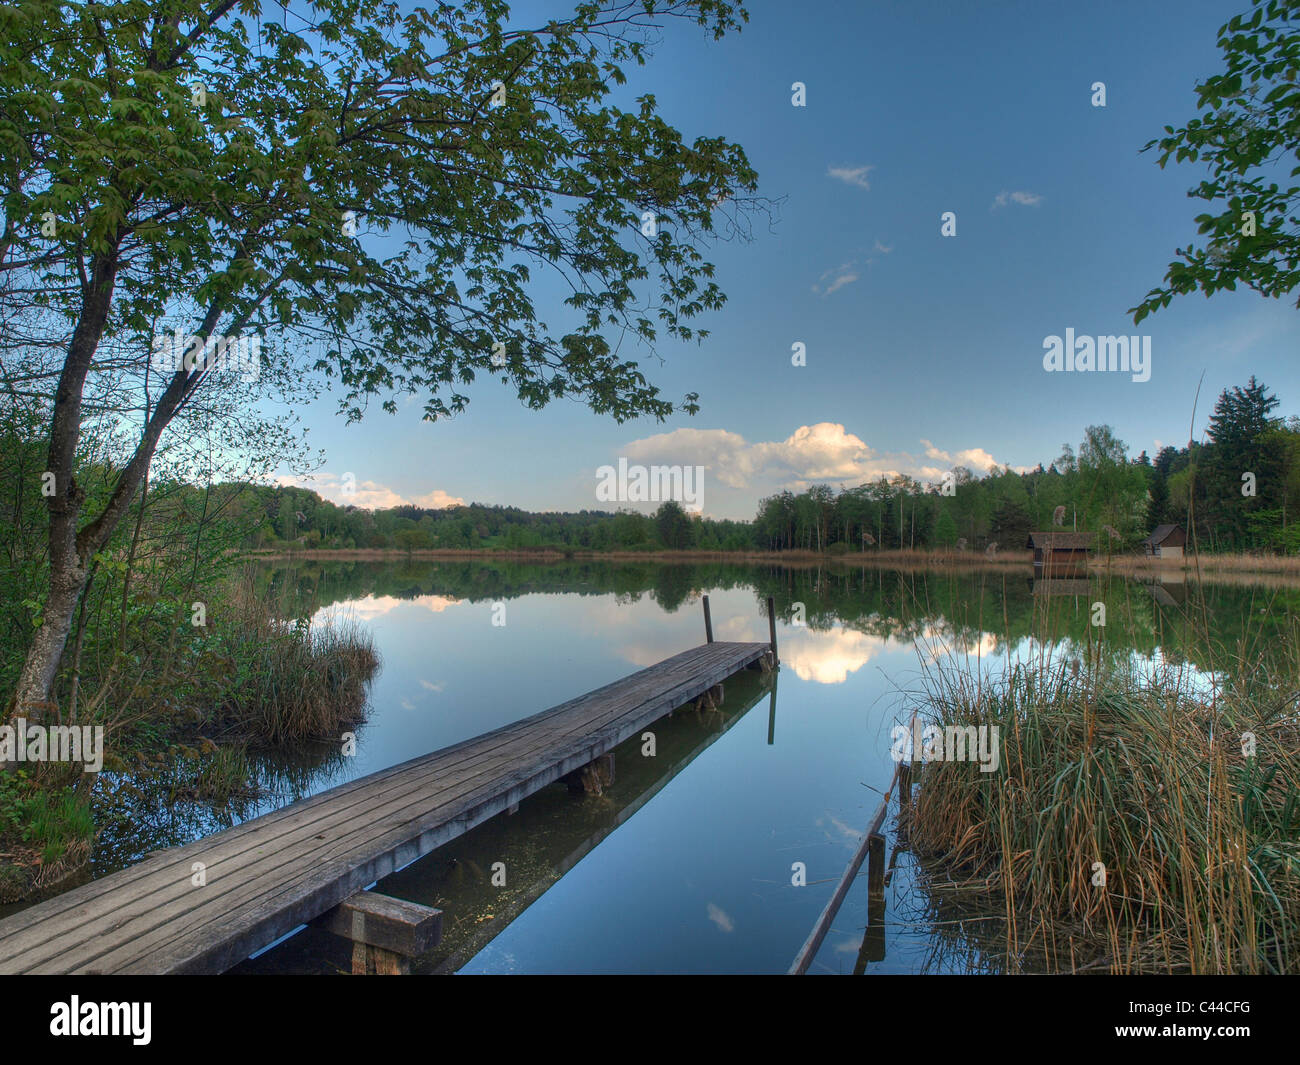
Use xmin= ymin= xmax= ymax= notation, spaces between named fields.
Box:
xmin=1132 ymin=0 xmax=1300 ymax=322
xmin=277 ymin=495 xmax=297 ymax=542
xmin=1205 ymin=376 xmax=1283 ymax=546
xmin=1 ymin=0 xmax=762 ymax=719
xmin=653 ymin=500 xmax=692 ymax=550
xmin=933 ymin=507 xmax=958 ymax=547
xmin=1146 ymin=473 xmax=1172 ymax=530
xmin=989 ymin=498 xmax=1032 ymax=547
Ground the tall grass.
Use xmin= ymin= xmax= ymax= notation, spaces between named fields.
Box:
xmin=212 ymin=577 xmax=380 ymax=746
xmin=907 ymin=642 xmax=1300 ymax=973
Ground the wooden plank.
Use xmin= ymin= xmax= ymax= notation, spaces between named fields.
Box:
xmin=0 ymin=643 xmax=739 ymax=967
xmin=0 ymin=641 xmax=767 ymax=974
xmin=118 ymin=641 xmax=766 ymax=973
xmin=3 ymin=648 xmax=713 ymax=970
xmin=787 ymin=820 xmax=878 ymax=976
xmin=28 ymin=645 xmax=757 ymax=974
xmin=0 ymin=653 xmax=680 ymax=948
xmin=313 ymin=892 xmax=443 ymax=957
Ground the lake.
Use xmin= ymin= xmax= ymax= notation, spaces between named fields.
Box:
xmin=74 ymin=559 xmax=1300 ymax=973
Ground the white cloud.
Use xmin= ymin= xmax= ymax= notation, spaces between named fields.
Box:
xmin=707 ymin=903 xmax=735 ymax=933
xmin=827 ymin=164 xmax=873 ymax=190
xmin=620 ymin=423 xmax=1027 ymax=495
xmin=918 ymin=439 xmax=1027 ymax=475
xmin=873 ymin=238 xmax=893 ymax=255
xmin=812 ymin=261 xmax=859 ymax=297
xmin=275 ymin=472 xmax=464 ymax=510
xmin=991 ymin=189 xmax=1043 ymax=210
xmin=412 ymin=488 xmax=465 ymax=509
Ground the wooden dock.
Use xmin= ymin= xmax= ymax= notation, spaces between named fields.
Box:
xmin=0 ymin=637 xmax=772 ymax=974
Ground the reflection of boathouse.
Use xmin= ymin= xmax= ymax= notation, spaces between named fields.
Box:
xmin=1030 ymin=578 xmax=1092 ymax=597
xmin=1144 ymin=577 xmax=1187 ymax=607
xmin=1026 ymin=531 xmax=1093 ymax=577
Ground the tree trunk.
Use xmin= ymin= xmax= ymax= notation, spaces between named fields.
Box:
xmin=8 ymin=246 xmax=221 ymax=743
xmin=9 ymin=251 xmax=120 ymax=726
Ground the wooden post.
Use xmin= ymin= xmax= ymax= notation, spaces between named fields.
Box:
xmin=314 ymin=892 xmax=443 ymax=975
xmin=702 ymin=594 xmax=714 ymax=643
xmin=898 ymin=762 xmax=911 ymax=805
xmin=766 ymin=683 xmax=777 ymax=746
xmin=767 ymin=596 xmax=778 ymax=663
xmin=852 ymin=892 xmax=887 ymax=973
xmin=867 ymin=834 xmax=886 ymax=897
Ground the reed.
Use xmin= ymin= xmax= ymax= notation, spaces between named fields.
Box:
xmin=212 ymin=577 xmax=381 ymax=746
xmin=908 ymin=641 xmax=1300 ymax=973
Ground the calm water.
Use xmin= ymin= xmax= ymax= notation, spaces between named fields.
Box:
xmin=58 ymin=560 xmax=1300 ymax=972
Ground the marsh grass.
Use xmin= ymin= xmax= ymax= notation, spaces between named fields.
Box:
xmin=906 ymin=608 xmax=1300 ymax=973
xmin=211 ymin=578 xmax=380 ymax=746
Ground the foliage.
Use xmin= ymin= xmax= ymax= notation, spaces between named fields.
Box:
xmin=1133 ymin=0 xmax=1300 ymax=320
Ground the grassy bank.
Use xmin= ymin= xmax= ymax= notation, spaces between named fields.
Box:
xmin=907 ymin=644 xmax=1300 ymax=973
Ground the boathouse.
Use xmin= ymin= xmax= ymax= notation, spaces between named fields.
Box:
xmin=1141 ymin=524 xmax=1187 ymax=559
xmin=1025 ymin=530 xmax=1092 ymax=577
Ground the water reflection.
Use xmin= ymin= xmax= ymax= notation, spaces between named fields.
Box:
xmin=28 ymin=557 xmax=1293 ymax=969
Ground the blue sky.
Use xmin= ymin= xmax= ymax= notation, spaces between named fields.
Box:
xmin=277 ymin=0 xmax=1300 ymax=520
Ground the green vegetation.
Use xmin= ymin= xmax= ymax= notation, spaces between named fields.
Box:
xmin=0 ymin=771 xmax=95 ymax=901
xmin=1133 ymin=0 xmax=1300 ymax=320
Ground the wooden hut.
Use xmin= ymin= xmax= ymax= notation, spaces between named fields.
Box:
xmin=1026 ymin=531 xmax=1092 ymax=577
xmin=1141 ymin=524 xmax=1187 ymax=559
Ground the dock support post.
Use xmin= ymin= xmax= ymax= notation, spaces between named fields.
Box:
xmin=867 ymin=834 xmax=886 ymax=897
xmin=767 ymin=596 xmax=778 ymax=664
xmin=703 ymin=594 xmax=714 ymax=643
xmin=898 ymin=762 xmax=911 ymax=805
xmin=562 ymin=752 xmax=615 ymax=795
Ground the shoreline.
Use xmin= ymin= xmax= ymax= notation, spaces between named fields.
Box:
xmin=244 ymin=546 xmax=1300 ymax=577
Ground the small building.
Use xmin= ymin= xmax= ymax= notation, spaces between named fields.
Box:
xmin=1026 ymin=531 xmax=1092 ymax=577
xmin=1142 ymin=524 xmax=1187 ymax=559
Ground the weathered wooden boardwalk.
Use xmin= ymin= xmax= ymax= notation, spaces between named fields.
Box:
xmin=0 ymin=638 xmax=771 ymax=974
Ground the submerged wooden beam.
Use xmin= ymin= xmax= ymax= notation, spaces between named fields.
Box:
xmin=314 ymin=891 xmax=443 ymax=976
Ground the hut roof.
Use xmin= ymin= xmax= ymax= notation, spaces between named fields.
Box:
xmin=1142 ymin=524 xmax=1183 ymax=546
xmin=1025 ymin=531 xmax=1093 ymax=550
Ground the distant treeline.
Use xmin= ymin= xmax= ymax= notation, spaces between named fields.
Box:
xmin=242 ymin=377 xmax=1299 ymax=556
xmin=12 ymin=376 xmax=1289 ymax=562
